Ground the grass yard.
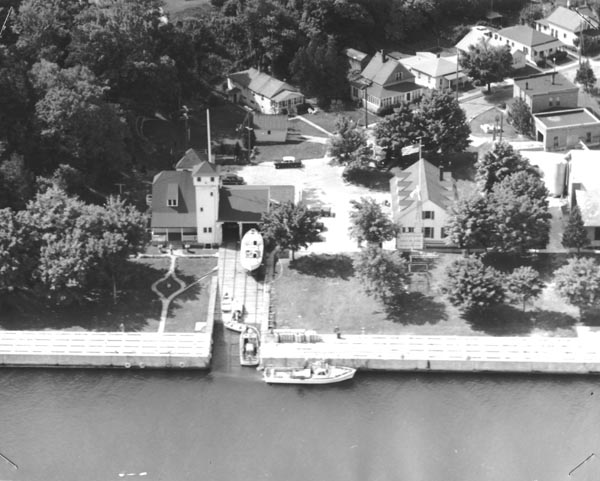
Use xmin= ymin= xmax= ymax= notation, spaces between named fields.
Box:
xmin=253 ymin=139 xmax=327 ymax=164
xmin=0 ymin=257 xmax=170 ymax=332
xmin=165 ymin=257 xmax=218 ymax=332
xmin=300 ymin=105 xmax=380 ymax=133
xmin=271 ymin=252 xmax=581 ymax=338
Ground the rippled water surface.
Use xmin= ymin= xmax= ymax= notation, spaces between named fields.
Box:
xmin=0 ymin=329 xmax=599 ymax=481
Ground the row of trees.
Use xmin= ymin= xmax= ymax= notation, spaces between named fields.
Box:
xmin=0 ymin=186 xmax=148 ymax=307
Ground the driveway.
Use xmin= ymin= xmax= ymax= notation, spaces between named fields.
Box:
xmin=232 ymin=156 xmax=392 ymax=255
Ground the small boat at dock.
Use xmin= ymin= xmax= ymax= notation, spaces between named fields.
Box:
xmin=263 ymin=361 xmax=356 ymax=385
xmin=224 ymin=300 xmax=245 ymax=332
xmin=240 ymin=229 xmax=263 ymax=272
xmin=239 ymin=325 xmax=260 ymax=367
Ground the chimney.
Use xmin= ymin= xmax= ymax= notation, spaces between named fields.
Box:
xmin=380 ymin=49 xmax=387 ymax=62
xmin=439 ymin=166 xmax=444 ymax=182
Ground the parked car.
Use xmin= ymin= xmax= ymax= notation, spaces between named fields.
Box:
xmin=221 ymin=174 xmax=245 ymax=185
xmin=274 ymin=156 xmax=303 ymax=169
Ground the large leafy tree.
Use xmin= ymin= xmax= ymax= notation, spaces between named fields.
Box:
xmin=349 ymin=197 xmax=398 ymax=247
xmin=459 ymin=39 xmax=513 ymax=93
xmin=353 ymin=246 xmax=409 ymax=303
xmin=30 ymin=60 xmax=129 ymax=185
xmin=554 ymin=257 xmax=600 ymax=318
xmin=289 ymin=34 xmax=349 ymax=108
xmin=575 ymin=59 xmax=597 ymax=93
xmin=507 ymin=98 xmax=534 ymax=136
xmin=328 ymin=116 xmax=367 ymax=164
xmin=445 ymin=192 xmax=492 ymax=251
xmin=0 ymin=154 xmax=35 ymax=211
xmin=476 ymin=141 xmax=538 ymax=193
xmin=0 ymin=208 xmax=34 ymax=294
xmin=442 ymin=255 xmax=505 ymax=313
xmin=373 ymin=101 xmax=418 ymax=164
xmin=260 ymin=201 xmax=321 ymax=260
xmin=486 ymin=171 xmax=551 ymax=253
xmin=417 ymin=90 xmax=470 ymax=154
xmin=505 ymin=266 xmax=544 ymax=312
xmin=562 ymin=205 xmax=589 ymax=253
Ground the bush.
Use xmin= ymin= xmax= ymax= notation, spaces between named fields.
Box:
xmin=536 ymin=59 xmax=547 ymax=68
xmin=552 ymin=50 xmax=568 ymax=62
xmin=296 ymin=102 xmax=310 ymax=115
xmin=498 ymin=102 xmax=506 ymax=109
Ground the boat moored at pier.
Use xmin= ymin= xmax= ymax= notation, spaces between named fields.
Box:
xmin=240 ymin=229 xmax=263 ymax=272
xmin=239 ymin=325 xmax=260 ymax=366
xmin=263 ymin=361 xmax=356 ymax=385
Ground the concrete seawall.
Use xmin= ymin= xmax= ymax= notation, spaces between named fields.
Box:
xmin=260 ymin=334 xmax=600 ymax=374
xmin=0 ymin=277 xmax=218 ymax=369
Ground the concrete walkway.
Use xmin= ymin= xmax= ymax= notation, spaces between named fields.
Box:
xmin=151 ymin=255 xmax=187 ymax=333
xmin=260 ymin=333 xmax=600 ymax=373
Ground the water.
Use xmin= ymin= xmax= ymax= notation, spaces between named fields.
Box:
xmin=0 ymin=326 xmax=599 ymax=481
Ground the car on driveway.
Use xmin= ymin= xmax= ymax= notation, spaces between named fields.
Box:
xmin=274 ymin=156 xmax=303 ymax=169
xmin=221 ymin=174 xmax=245 ymax=185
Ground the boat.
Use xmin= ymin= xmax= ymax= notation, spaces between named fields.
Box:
xmin=240 ymin=229 xmax=263 ymax=272
xmin=239 ymin=325 xmax=260 ymax=367
xmin=263 ymin=361 xmax=356 ymax=385
xmin=224 ymin=300 xmax=245 ymax=332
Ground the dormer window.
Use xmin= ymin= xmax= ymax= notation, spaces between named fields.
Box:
xmin=166 ymin=183 xmax=178 ymax=207
xmin=395 ymin=71 xmax=403 ymax=81
xmin=196 ymin=177 xmax=202 ymax=182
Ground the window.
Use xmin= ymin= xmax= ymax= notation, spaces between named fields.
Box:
xmin=203 ymin=227 xmax=207 ymax=233
xmin=402 ymin=227 xmax=415 ymax=233
xmin=208 ymin=227 xmax=212 ymax=233
xmin=267 ymin=130 xmax=271 ymax=135
xmin=210 ymin=192 xmax=214 ymax=197
xmin=549 ymin=97 xmax=553 ymax=107
xmin=210 ymin=177 xmax=215 ymax=182
xmin=395 ymin=71 xmax=403 ymax=80
xmin=199 ymin=207 xmax=204 ymax=212
xmin=523 ymin=47 xmax=529 ymax=55
xmin=587 ymin=132 xmax=592 ymax=143
xmin=564 ymin=33 xmax=567 ymax=38
xmin=441 ymin=227 xmax=447 ymax=238
xmin=595 ymin=227 xmax=600 ymax=241
xmin=406 ymin=92 xmax=411 ymax=101
xmin=423 ymin=227 xmax=434 ymax=238
xmin=196 ymin=177 xmax=202 ymax=182
xmin=422 ymin=211 xmax=435 ymax=220
xmin=494 ymin=34 xmax=498 ymax=40
xmin=553 ymin=136 xmax=559 ymax=148
xmin=167 ymin=198 xmax=177 ymax=207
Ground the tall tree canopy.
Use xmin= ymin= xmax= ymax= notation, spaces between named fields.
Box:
xmin=476 ymin=141 xmax=538 ymax=193
xmin=459 ymin=39 xmax=513 ymax=93
xmin=349 ymin=197 xmax=398 ymax=246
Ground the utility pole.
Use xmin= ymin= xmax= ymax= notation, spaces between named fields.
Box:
xmin=455 ymin=47 xmax=460 ymax=102
xmin=0 ymin=7 xmax=13 ymax=39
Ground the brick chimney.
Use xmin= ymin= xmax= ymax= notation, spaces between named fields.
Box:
xmin=379 ymin=49 xmax=387 ymax=62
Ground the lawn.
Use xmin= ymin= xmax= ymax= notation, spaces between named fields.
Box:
xmin=252 ymin=139 xmax=327 ymax=164
xmin=271 ymin=252 xmax=580 ymax=338
xmin=165 ymin=257 xmax=218 ymax=332
xmin=300 ymin=104 xmax=380 ymax=133
xmin=0 ymin=257 xmax=170 ymax=332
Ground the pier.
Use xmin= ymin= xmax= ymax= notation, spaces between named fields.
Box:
xmin=260 ymin=333 xmax=600 ymax=374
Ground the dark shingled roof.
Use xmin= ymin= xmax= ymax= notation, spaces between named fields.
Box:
xmin=218 ymin=185 xmax=296 ymax=222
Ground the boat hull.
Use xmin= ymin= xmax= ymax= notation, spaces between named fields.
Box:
xmin=239 ymin=326 xmax=260 ymax=367
xmin=263 ymin=365 xmax=356 ymax=385
xmin=240 ymin=229 xmax=264 ymax=272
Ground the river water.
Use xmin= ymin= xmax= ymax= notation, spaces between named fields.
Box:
xmin=1 ymin=325 xmax=599 ymax=481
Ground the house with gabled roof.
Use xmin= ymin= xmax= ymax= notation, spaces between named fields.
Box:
xmin=150 ymin=148 xmax=295 ymax=246
xmin=513 ymin=71 xmax=579 ymax=113
xmin=490 ymin=25 xmax=565 ymax=64
xmin=389 ymin=158 xmax=456 ymax=250
xmin=350 ymin=50 xmax=425 ymax=114
xmin=536 ymin=5 xmax=600 ymax=49
xmin=226 ymin=68 xmax=304 ymax=115
xmin=566 ymin=150 xmax=600 ymax=247
xmin=398 ymin=52 xmax=467 ymax=91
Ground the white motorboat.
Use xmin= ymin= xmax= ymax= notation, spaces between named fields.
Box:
xmin=224 ymin=300 xmax=245 ymax=332
xmin=263 ymin=361 xmax=356 ymax=385
xmin=239 ymin=325 xmax=260 ymax=367
xmin=240 ymin=229 xmax=263 ymax=272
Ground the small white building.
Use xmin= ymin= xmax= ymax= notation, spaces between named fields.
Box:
xmin=227 ymin=68 xmax=305 ymax=115
xmin=536 ymin=5 xmax=600 ymax=50
xmin=389 ymin=158 xmax=456 ymax=249
xmin=399 ymin=53 xmax=467 ymax=91
xmin=489 ymin=25 xmax=565 ymax=64
xmin=533 ymin=108 xmax=600 ymax=151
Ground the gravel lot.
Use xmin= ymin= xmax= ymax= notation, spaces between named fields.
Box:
xmin=228 ymin=154 xmax=393 ymax=255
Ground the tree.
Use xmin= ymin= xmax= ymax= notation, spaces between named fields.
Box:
xmin=373 ymin=102 xmax=417 ymax=163
xmin=349 ymin=197 xmax=398 ymax=246
xmin=417 ymin=90 xmax=471 ymax=154
xmin=476 ymin=141 xmax=538 ymax=193
xmin=445 ymin=192 xmax=491 ymax=251
xmin=0 ymin=208 xmax=34 ymax=294
xmin=562 ymin=205 xmax=589 ymax=253
xmin=290 ymin=34 xmax=349 ymax=108
xmin=260 ymin=201 xmax=321 ymax=260
xmin=507 ymin=98 xmax=533 ymax=136
xmin=575 ymin=59 xmax=597 ymax=93
xmin=328 ymin=116 xmax=367 ymax=164
xmin=554 ymin=257 xmax=600 ymax=318
xmin=459 ymin=39 xmax=513 ymax=93
xmin=486 ymin=171 xmax=551 ymax=253
xmin=0 ymin=154 xmax=35 ymax=211
xmin=442 ymin=256 xmax=505 ymax=312
xmin=353 ymin=246 xmax=409 ymax=303
xmin=505 ymin=266 xmax=544 ymax=311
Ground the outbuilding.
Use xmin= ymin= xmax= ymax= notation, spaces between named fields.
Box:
xmin=533 ymin=108 xmax=600 ymax=151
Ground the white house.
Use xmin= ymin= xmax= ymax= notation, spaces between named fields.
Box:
xmin=456 ymin=27 xmax=527 ymax=69
xmin=566 ymin=150 xmax=600 ymax=247
xmin=398 ymin=52 xmax=467 ymax=91
xmin=226 ymin=68 xmax=305 ymax=114
xmin=536 ymin=5 xmax=600 ymax=50
xmin=490 ymin=25 xmax=565 ymax=64
xmin=389 ymin=158 xmax=456 ymax=249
